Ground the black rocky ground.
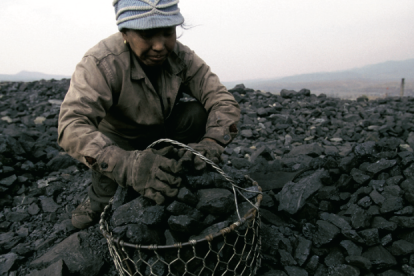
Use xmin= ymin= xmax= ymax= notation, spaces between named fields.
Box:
xmin=1 ymin=80 xmax=414 ymax=276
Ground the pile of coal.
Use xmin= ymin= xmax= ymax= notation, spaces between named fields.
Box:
xmin=105 ymin=168 xmax=259 ymax=275
xmin=108 ymin=171 xmax=253 ymax=243
xmin=0 ymin=80 xmax=414 ymax=276
xmin=0 ymin=80 xmax=110 ymax=276
xmin=222 ymin=84 xmax=414 ymax=275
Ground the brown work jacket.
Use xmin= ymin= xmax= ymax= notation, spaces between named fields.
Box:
xmin=58 ymin=32 xmax=240 ymax=167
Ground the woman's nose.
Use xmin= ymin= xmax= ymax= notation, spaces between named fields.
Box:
xmin=152 ymin=35 xmax=165 ymax=52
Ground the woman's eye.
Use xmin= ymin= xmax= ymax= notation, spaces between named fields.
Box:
xmin=138 ymin=28 xmax=174 ymax=39
xmin=139 ymin=30 xmax=154 ymax=38
xmin=163 ymin=27 xmax=175 ymax=36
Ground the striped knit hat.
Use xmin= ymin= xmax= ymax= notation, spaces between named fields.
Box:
xmin=113 ymin=0 xmax=184 ymax=30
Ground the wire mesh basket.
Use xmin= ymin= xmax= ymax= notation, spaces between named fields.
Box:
xmin=100 ymin=139 xmax=262 ymax=276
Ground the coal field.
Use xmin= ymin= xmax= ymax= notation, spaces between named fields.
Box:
xmin=1 ymin=80 xmax=414 ymax=275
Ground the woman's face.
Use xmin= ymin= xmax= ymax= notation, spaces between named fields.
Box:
xmin=122 ymin=27 xmax=177 ymax=67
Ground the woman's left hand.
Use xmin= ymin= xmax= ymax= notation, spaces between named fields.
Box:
xmin=179 ymin=139 xmax=224 ymax=171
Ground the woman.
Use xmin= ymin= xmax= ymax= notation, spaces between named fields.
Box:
xmin=58 ymin=0 xmax=240 ymax=229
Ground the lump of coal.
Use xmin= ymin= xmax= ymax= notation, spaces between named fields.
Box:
xmin=196 ymin=188 xmax=235 ymax=215
xmin=278 ymin=169 xmax=328 ymax=214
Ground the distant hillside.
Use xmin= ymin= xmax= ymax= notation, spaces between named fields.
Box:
xmin=0 ymin=71 xmax=70 ymax=82
xmin=278 ymin=59 xmax=414 ymax=83
xmin=223 ymin=58 xmax=414 ymax=91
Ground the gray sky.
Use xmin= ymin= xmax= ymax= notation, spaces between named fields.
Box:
xmin=1 ymin=0 xmax=413 ymax=82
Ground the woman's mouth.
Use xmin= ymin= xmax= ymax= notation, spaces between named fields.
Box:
xmin=148 ymin=55 xmax=166 ymax=61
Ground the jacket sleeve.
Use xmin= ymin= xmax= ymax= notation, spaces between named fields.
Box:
xmin=57 ymin=55 xmax=117 ymax=170
xmin=180 ymin=48 xmax=241 ymax=145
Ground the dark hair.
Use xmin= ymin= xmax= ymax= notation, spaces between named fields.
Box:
xmin=178 ymin=21 xmax=193 ymax=30
xmin=177 ymin=21 xmax=193 ymax=38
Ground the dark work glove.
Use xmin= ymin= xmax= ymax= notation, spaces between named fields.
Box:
xmin=133 ymin=147 xmax=183 ymax=204
xmin=93 ymin=145 xmax=183 ymax=205
xmin=178 ymin=139 xmax=224 ymax=171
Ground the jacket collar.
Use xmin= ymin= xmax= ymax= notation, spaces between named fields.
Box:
xmin=130 ymin=43 xmax=186 ymax=80
xmin=130 ymin=53 xmax=146 ymax=80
